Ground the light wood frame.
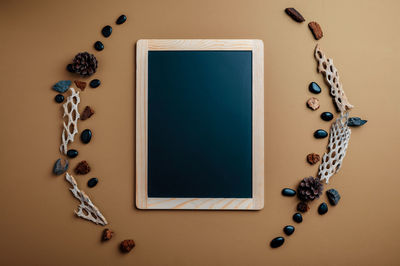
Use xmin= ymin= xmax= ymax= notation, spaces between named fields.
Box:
xmin=136 ymin=39 xmax=264 ymax=210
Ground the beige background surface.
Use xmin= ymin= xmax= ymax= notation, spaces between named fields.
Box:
xmin=0 ymin=0 xmax=399 ymax=265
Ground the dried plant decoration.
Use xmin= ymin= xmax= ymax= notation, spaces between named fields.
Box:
xmin=65 ymin=172 xmax=108 ymax=226
xmin=314 ymin=45 xmax=354 ymax=113
xmin=318 ymin=112 xmax=351 ymax=184
xmin=60 ymin=87 xmax=80 ymax=154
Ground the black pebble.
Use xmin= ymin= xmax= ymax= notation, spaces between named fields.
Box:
xmin=116 ymin=14 xmax=127 ymax=25
xmin=67 ymin=149 xmax=78 ymax=158
xmin=326 ymin=189 xmax=341 ymax=206
xmin=281 ymin=188 xmax=296 ymax=197
xmin=321 ymin=112 xmax=334 ymax=121
xmin=314 ymin=129 xmax=328 ymax=139
xmin=67 ymin=64 xmax=74 ymax=73
xmin=87 ymin=177 xmax=98 ymax=188
xmin=94 ymin=41 xmax=104 ymax=51
xmin=283 ymin=225 xmax=295 ymax=236
xmin=90 ymin=79 xmax=101 ymax=88
xmin=270 ymin=237 xmax=285 ymax=248
xmin=318 ymin=202 xmax=328 ymax=215
xmin=102 ymin=25 xmax=112 ymax=37
xmin=309 ymin=82 xmax=321 ymax=94
xmin=348 ymin=117 xmax=367 ymax=127
xmin=54 ymin=94 xmax=64 ymax=103
xmin=293 ymin=213 xmax=303 ymax=223
xmin=81 ymin=129 xmax=92 ymax=144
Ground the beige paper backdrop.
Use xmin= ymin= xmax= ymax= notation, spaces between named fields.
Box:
xmin=0 ymin=0 xmax=399 ymax=265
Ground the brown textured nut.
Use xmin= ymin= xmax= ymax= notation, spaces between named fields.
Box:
xmin=307 ymin=153 xmax=321 ymax=165
xmin=74 ymin=80 xmax=87 ymax=91
xmin=81 ymin=106 xmax=94 ymax=121
xmin=120 ymin=239 xmax=135 ymax=253
xmin=308 ymin=21 xmax=323 ymax=40
xmin=307 ymin=97 xmax=320 ymax=110
xmin=284 ymin=8 xmax=305 ymax=22
xmin=297 ymin=202 xmax=310 ymax=213
xmin=101 ymin=229 xmax=114 ymax=241
xmin=75 ymin=160 xmax=91 ymax=175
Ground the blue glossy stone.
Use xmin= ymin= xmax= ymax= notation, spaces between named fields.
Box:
xmin=94 ymin=41 xmax=104 ymax=51
xmin=67 ymin=64 xmax=74 ymax=73
xmin=281 ymin=188 xmax=296 ymax=197
xmin=318 ymin=202 xmax=328 ymax=215
xmin=87 ymin=177 xmax=98 ymax=188
xmin=53 ymin=80 xmax=71 ymax=93
xmin=283 ymin=225 xmax=295 ymax=236
xmin=321 ymin=112 xmax=333 ymax=121
xmin=116 ymin=14 xmax=127 ymax=25
xmin=326 ymin=189 xmax=341 ymax=206
xmin=309 ymin=82 xmax=321 ymax=94
xmin=270 ymin=237 xmax=285 ymax=248
xmin=102 ymin=25 xmax=112 ymax=37
xmin=81 ymin=129 xmax=92 ymax=144
xmin=293 ymin=213 xmax=303 ymax=223
xmin=314 ymin=129 xmax=328 ymax=139
xmin=53 ymin=158 xmax=69 ymax=175
xmin=348 ymin=117 xmax=367 ymax=127
xmin=90 ymin=79 xmax=101 ymax=88
xmin=55 ymin=94 xmax=64 ymax=103
xmin=67 ymin=149 xmax=78 ymax=158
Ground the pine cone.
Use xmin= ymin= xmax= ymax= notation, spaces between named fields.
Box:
xmin=70 ymin=52 xmax=98 ymax=77
xmin=297 ymin=176 xmax=323 ymax=202
xmin=297 ymin=201 xmax=309 ymax=213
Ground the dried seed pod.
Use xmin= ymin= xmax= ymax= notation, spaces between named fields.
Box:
xmin=308 ymin=21 xmax=323 ymax=40
xmin=102 ymin=229 xmax=114 ymax=241
xmin=75 ymin=160 xmax=91 ymax=175
xmin=307 ymin=153 xmax=320 ymax=165
xmin=284 ymin=8 xmax=305 ymax=22
xmin=120 ymin=239 xmax=135 ymax=253
xmin=307 ymin=97 xmax=320 ymax=110
xmin=297 ymin=202 xmax=309 ymax=213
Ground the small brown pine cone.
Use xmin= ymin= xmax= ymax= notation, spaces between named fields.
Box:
xmin=297 ymin=202 xmax=309 ymax=213
xmin=307 ymin=153 xmax=320 ymax=165
xmin=71 ymin=52 xmax=98 ymax=77
xmin=297 ymin=176 xmax=323 ymax=202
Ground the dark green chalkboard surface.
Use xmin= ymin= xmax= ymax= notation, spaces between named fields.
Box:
xmin=147 ymin=51 xmax=253 ymax=198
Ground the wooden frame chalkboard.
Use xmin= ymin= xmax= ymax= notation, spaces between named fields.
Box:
xmin=136 ymin=40 xmax=264 ymax=210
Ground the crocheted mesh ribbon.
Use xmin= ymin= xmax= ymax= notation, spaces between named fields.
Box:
xmin=65 ymin=173 xmax=107 ymax=226
xmin=315 ymin=44 xmax=353 ymax=113
xmin=317 ymin=112 xmax=351 ymax=184
xmin=60 ymin=88 xmax=80 ymax=154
